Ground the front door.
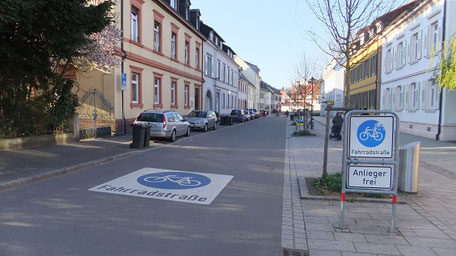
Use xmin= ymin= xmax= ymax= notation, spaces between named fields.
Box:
xmin=195 ymin=88 xmax=200 ymax=110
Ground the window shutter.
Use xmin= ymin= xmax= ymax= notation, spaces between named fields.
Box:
xmin=405 ymin=85 xmax=409 ymax=110
xmin=418 ymin=30 xmax=423 ymax=59
xmin=382 ymin=90 xmax=387 ymax=109
xmin=421 ymin=82 xmax=426 ymax=110
xmin=401 ymin=86 xmax=404 ymax=110
xmin=392 ymin=89 xmax=396 ymax=111
xmin=426 ymin=25 xmax=432 ymax=56
xmin=434 ymin=84 xmax=440 ymax=110
xmin=437 ymin=23 xmax=442 ymax=52
xmin=425 ymin=81 xmax=431 ymax=110
xmin=410 ymin=36 xmax=415 ymax=62
xmin=415 ymin=82 xmax=420 ymax=110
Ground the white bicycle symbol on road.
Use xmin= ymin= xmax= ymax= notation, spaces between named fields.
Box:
xmin=143 ymin=175 xmax=202 ymax=187
xmin=359 ymin=123 xmax=384 ymax=142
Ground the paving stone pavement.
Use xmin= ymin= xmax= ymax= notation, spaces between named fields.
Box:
xmin=281 ymin=116 xmax=456 ymax=256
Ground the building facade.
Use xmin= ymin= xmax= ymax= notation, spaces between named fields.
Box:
xmin=76 ymin=0 xmax=204 ymax=134
xmin=380 ymin=0 xmax=456 ymax=140
xmin=320 ymin=58 xmax=345 ymax=116
xmin=200 ymin=21 xmax=239 ymax=115
xmin=235 ymin=57 xmax=261 ymax=110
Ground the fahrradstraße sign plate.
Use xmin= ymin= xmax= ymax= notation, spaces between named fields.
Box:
xmin=348 ymin=115 xmax=395 ymax=159
xmin=89 ymin=168 xmax=233 ymax=205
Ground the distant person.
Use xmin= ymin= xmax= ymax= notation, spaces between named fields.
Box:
xmin=331 ymin=113 xmax=343 ymax=141
xmin=285 ymin=110 xmax=289 ymax=117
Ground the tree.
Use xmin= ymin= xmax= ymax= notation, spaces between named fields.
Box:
xmin=439 ymin=36 xmax=456 ymax=90
xmin=304 ymin=0 xmax=400 ymax=107
xmin=291 ymin=53 xmax=318 ymax=109
xmin=0 ymin=0 xmax=114 ymax=137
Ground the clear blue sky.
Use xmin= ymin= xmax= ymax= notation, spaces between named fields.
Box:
xmin=191 ymin=0 xmax=330 ymax=90
xmin=191 ymin=0 xmax=404 ymax=90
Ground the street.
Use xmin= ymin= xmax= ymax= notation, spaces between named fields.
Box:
xmin=0 ymin=117 xmax=286 ymax=256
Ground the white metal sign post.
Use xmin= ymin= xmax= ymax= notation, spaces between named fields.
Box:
xmin=340 ymin=110 xmax=400 ymax=232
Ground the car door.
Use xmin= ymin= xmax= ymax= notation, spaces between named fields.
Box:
xmin=173 ymin=113 xmax=185 ymax=136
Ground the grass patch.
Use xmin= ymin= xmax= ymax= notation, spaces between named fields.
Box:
xmin=293 ymin=130 xmax=316 ymax=136
xmin=290 ymin=122 xmax=296 ymax=126
xmin=307 ymin=173 xmax=389 ymax=199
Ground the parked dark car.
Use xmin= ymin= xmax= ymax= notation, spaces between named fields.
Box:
xmin=230 ymin=109 xmax=247 ymax=123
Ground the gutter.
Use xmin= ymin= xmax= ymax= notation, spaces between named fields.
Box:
xmin=436 ymin=0 xmax=447 ymax=140
xmin=120 ymin=0 xmax=127 ymax=134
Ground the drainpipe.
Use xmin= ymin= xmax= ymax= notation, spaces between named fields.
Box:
xmin=120 ymin=0 xmax=127 ymax=134
xmin=436 ymin=0 xmax=447 ymax=140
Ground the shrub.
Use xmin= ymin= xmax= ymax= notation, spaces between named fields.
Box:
xmin=293 ymin=130 xmax=316 ymax=136
xmin=313 ymin=173 xmax=342 ymax=194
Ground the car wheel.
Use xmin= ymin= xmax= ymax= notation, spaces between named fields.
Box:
xmin=185 ymin=127 xmax=190 ymax=136
xmin=203 ymin=124 xmax=208 ymax=132
xmin=169 ymin=130 xmax=176 ymax=142
xmin=213 ymin=123 xmax=217 ymax=130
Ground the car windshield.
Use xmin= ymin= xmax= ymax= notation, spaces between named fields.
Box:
xmin=231 ymin=110 xmax=240 ymax=115
xmin=188 ymin=111 xmax=207 ymax=118
xmin=137 ymin=113 xmax=164 ymax=122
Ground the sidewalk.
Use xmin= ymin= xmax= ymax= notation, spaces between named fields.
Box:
xmin=0 ymin=134 xmax=158 ymax=189
xmin=282 ymin=117 xmax=456 ymax=256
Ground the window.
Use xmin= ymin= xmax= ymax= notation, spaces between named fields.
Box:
xmin=170 ymin=0 xmax=177 ymax=10
xmin=223 ymin=63 xmax=226 ymax=83
xmin=131 ymin=7 xmax=139 ymax=43
xmin=227 ymin=67 xmax=231 ymax=84
xmin=132 ymin=73 xmax=139 ymax=103
xmin=431 ymin=22 xmax=439 ymax=50
xmin=154 ymin=78 xmax=160 ymax=105
xmin=398 ymin=86 xmax=403 ymax=110
xmin=385 ymin=48 xmax=392 ymax=73
xmin=231 ymin=70 xmax=234 ymax=85
xmin=206 ymin=54 xmax=212 ymax=77
xmin=222 ymin=93 xmax=225 ymax=108
xmin=185 ymin=41 xmax=189 ymax=65
xmin=411 ymin=33 xmax=419 ymax=61
xmin=184 ymin=84 xmax=189 ymax=106
xmin=171 ymin=81 xmax=177 ymax=106
xmin=430 ymin=80 xmax=439 ymax=110
xmin=398 ymin=41 xmax=405 ymax=67
xmin=171 ymin=32 xmax=177 ymax=59
xmin=217 ymin=61 xmax=221 ymax=80
xmin=195 ymin=47 xmax=200 ymax=69
xmin=154 ymin=22 xmax=160 ymax=52
xmin=409 ymin=82 xmax=419 ymax=110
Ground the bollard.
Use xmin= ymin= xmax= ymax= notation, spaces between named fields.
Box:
xmin=399 ymin=141 xmax=420 ymax=193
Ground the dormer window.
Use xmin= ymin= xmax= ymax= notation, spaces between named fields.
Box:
xmin=170 ymin=0 xmax=177 ymax=10
xmin=196 ymin=17 xmax=200 ymax=30
xmin=185 ymin=7 xmax=189 ymax=20
xmin=209 ymin=32 xmax=214 ymax=41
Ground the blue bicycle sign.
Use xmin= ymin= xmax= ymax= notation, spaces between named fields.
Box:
xmin=357 ymin=120 xmax=386 ymax=147
xmin=137 ymin=172 xmax=211 ymax=189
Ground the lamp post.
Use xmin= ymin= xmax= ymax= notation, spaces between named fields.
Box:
xmin=310 ymin=77 xmax=315 ymax=128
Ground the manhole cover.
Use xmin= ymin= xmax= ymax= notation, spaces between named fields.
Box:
xmin=283 ymin=248 xmax=309 ymax=256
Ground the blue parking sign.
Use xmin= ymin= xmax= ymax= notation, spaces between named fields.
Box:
xmin=121 ymin=73 xmax=127 ymax=91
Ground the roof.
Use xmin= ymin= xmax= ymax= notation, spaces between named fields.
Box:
xmin=199 ymin=21 xmax=225 ymax=43
xmin=240 ymin=73 xmax=255 ymax=86
xmin=245 ymin=61 xmax=261 ymax=73
xmin=222 ymin=44 xmax=237 ymax=56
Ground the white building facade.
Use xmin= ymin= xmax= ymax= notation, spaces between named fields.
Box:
xmin=320 ymin=58 xmax=345 ymax=116
xmin=235 ymin=57 xmax=261 ymax=110
xmin=380 ymin=0 xmax=456 ymax=140
xmin=201 ymin=22 xmax=239 ymax=115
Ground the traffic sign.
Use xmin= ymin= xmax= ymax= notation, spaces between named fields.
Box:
xmin=347 ymin=165 xmax=392 ymax=190
xmin=348 ymin=115 xmax=395 ymax=158
xmin=121 ymin=73 xmax=127 ymax=91
xmin=89 ymin=168 xmax=233 ymax=205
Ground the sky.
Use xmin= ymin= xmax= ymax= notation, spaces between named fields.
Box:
xmin=191 ymin=0 xmax=326 ymax=90
xmin=191 ymin=0 xmax=405 ymax=90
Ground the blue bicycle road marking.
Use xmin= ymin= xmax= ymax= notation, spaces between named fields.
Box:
xmin=137 ymin=172 xmax=211 ymax=190
xmin=356 ymin=120 xmax=386 ymax=147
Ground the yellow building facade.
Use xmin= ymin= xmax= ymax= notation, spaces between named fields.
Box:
xmin=348 ymin=39 xmax=380 ymax=110
xmin=76 ymin=0 xmax=204 ymax=135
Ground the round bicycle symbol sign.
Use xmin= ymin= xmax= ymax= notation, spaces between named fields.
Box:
xmin=137 ymin=172 xmax=211 ymax=189
xmin=357 ymin=120 xmax=386 ymax=147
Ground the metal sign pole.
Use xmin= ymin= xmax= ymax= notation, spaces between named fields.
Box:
xmin=339 ymin=111 xmax=348 ymax=229
xmin=391 ymin=113 xmax=400 ymax=232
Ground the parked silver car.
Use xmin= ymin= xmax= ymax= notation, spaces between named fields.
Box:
xmin=186 ymin=110 xmax=217 ymax=132
xmin=134 ymin=110 xmax=190 ymax=142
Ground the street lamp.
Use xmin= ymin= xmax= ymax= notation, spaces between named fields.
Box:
xmin=310 ymin=77 xmax=315 ymax=128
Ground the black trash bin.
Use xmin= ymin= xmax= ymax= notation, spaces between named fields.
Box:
xmin=130 ymin=124 xmax=145 ymax=148
xmin=144 ymin=126 xmax=151 ymax=147
xmin=228 ymin=116 xmax=233 ymax=125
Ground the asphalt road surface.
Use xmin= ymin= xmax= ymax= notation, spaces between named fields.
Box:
xmin=0 ymin=116 xmax=286 ymax=256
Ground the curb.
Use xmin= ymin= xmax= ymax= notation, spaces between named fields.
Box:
xmin=0 ymin=147 xmax=152 ymax=191
xmin=297 ymin=176 xmax=406 ymax=204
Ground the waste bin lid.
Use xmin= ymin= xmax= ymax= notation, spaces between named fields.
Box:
xmin=400 ymin=141 xmax=420 ymax=150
